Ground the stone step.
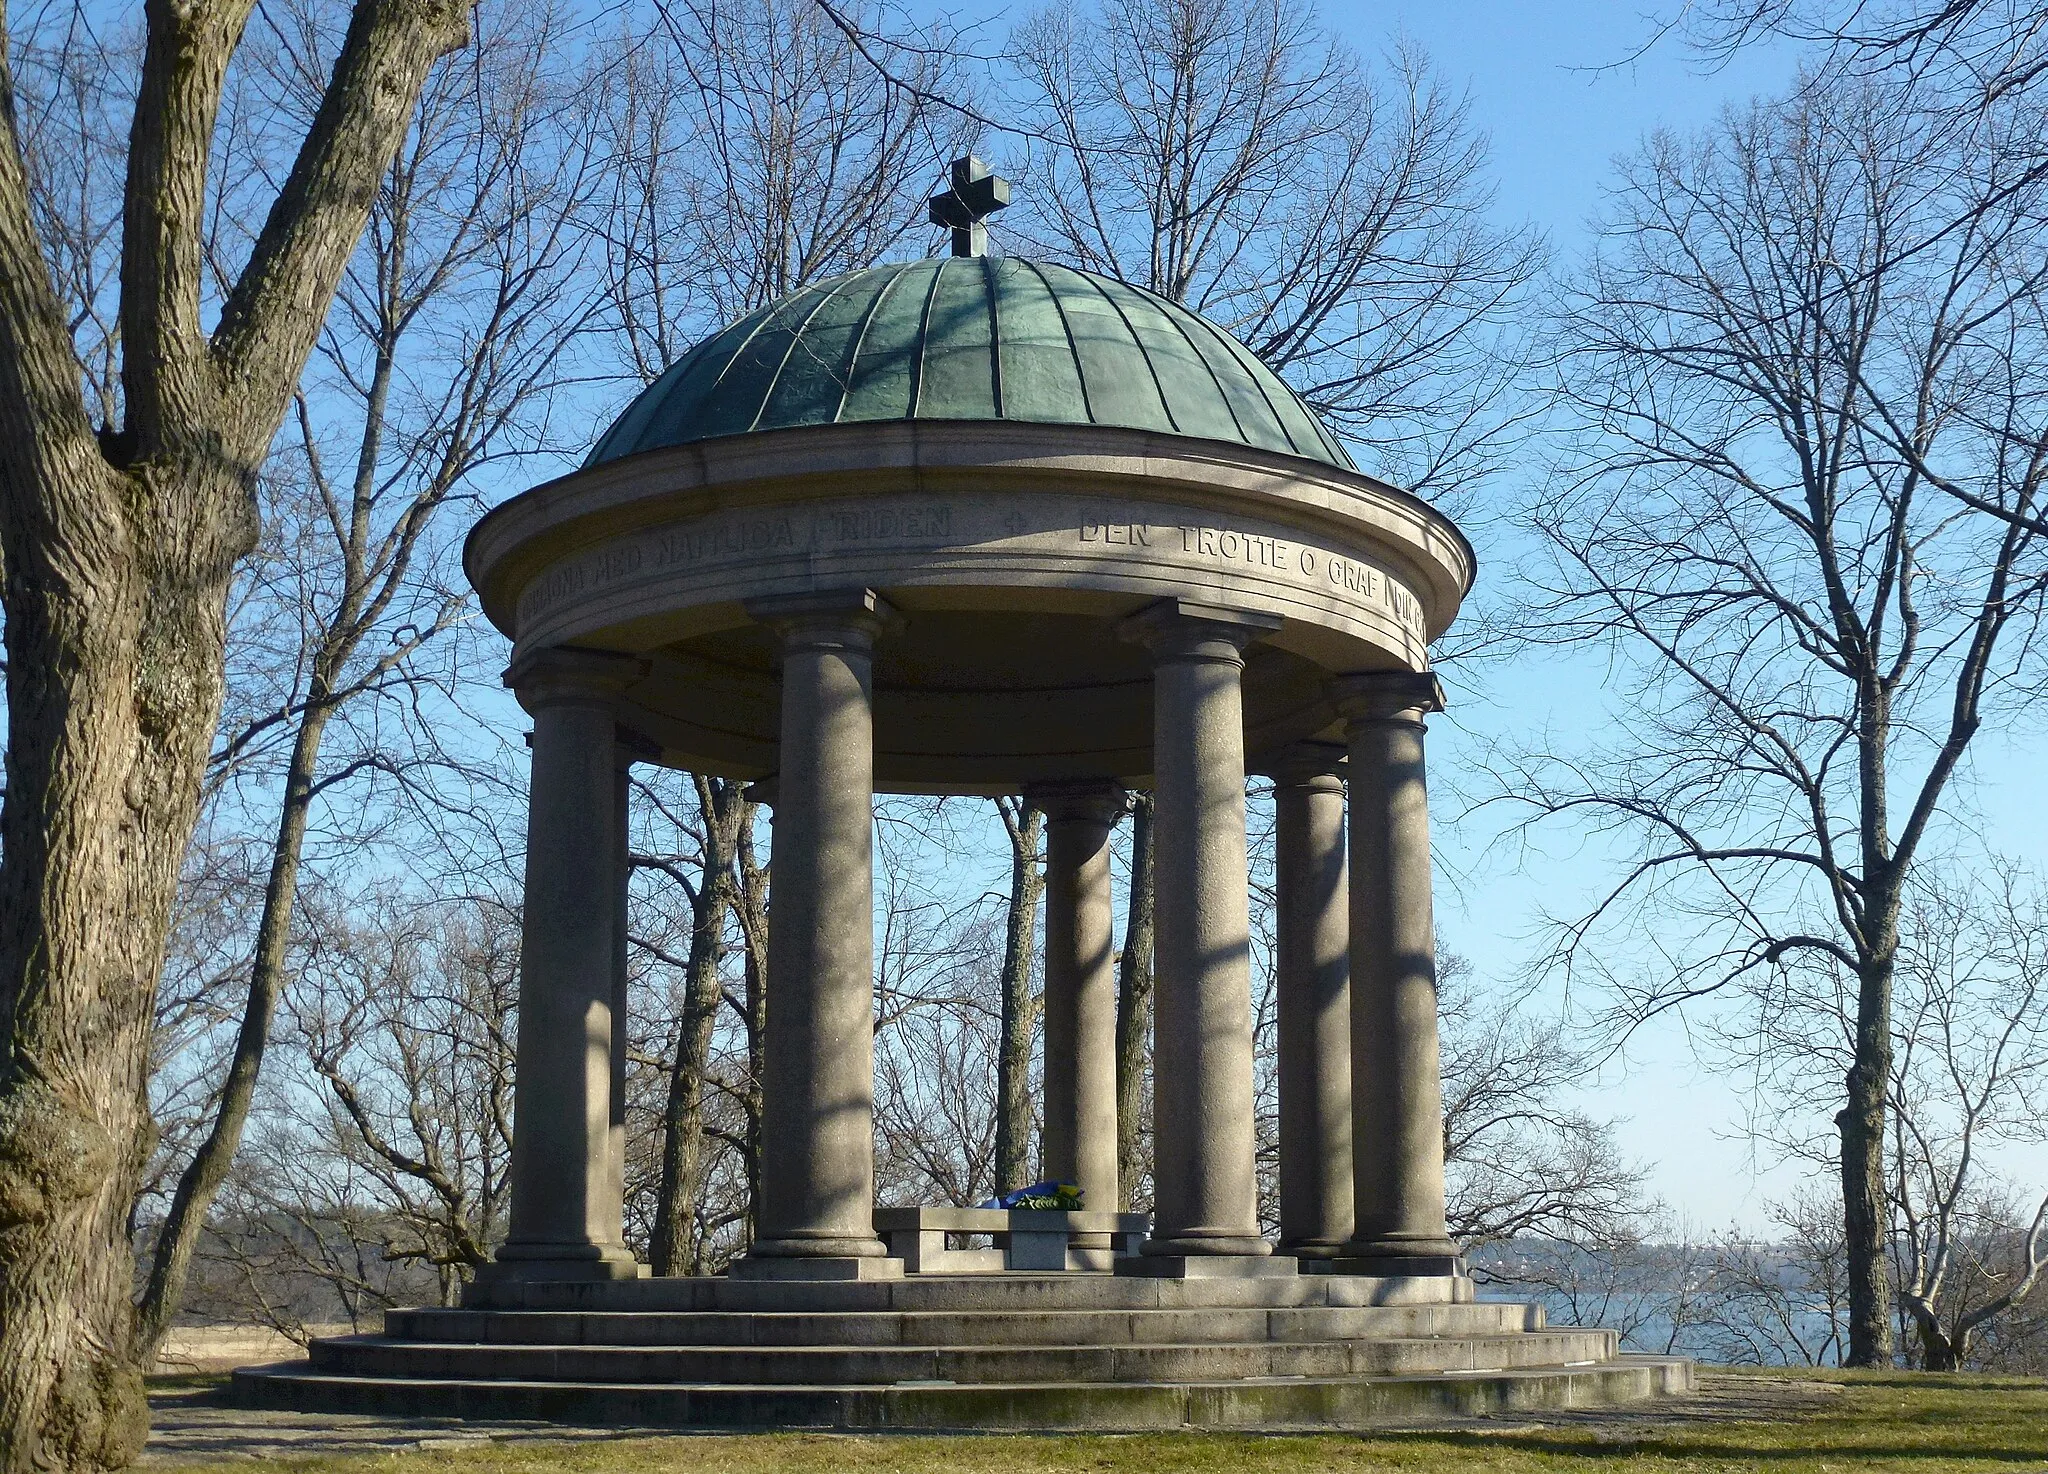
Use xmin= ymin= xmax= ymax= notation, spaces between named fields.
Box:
xmin=460 ymin=1272 xmax=1475 ymax=1315
xmin=387 ymin=1300 xmax=1543 ymax=1348
xmin=309 ymin=1329 xmax=1616 ymax=1385
xmin=235 ymin=1356 xmax=1695 ymax=1429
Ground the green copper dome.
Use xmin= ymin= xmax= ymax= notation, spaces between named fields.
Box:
xmin=586 ymin=256 xmax=1354 ymax=470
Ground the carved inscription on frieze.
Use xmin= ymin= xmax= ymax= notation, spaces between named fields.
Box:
xmin=518 ymin=504 xmax=952 ymax=622
xmin=515 ymin=501 xmax=1425 ymax=640
xmin=1080 ymin=518 xmax=1423 ymax=635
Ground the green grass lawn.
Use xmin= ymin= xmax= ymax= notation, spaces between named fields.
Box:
xmin=148 ymin=1370 xmax=2048 ymax=1474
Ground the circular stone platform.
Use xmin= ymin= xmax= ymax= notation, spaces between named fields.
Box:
xmin=236 ymin=1273 xmax=1692 ymax=1430
xmin=242 ymin=216 xmax=1688 ymax=1430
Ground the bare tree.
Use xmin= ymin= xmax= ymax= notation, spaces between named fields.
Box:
xmin=1498 ymin=67 xmax=2048 ymax=1364
xmin=1437 ymin=957 xmax=1647 ymax=1248
xmin=1706 ymin=1190 xmax=1851 ymax=1366
xmin=1480 ymin=1226 xmax=1723 ymax=1356
xmin=732 ymin=805 xmax=772 ymax=1230
xmin=1888 ymin=870 xmax=2048 ymax=1368
xmin=137 ymin=827 xmax=265 ymax=1237
xmin=1681 ymin=0 xmax=2048 ymax=103
xmin=642 ymin=775 xmax=752 ymax=1274
xmin=992 ymin=797 xmax=1044 ymax=1194
xmin=0 ymin=0 xmax=473 ymax=1460
xmin=283 ymin=893 xmax=519 ymax=1306
xmin=1482 ymin=1190 xmax=1854 ymax=1367
xmin=869 ymin=802 xmax=1014 ymax=1207
xmin=180 ymin=887 xmax=521 ymax=1331
xmin=1007 ymin=0 xmax=1541 ymax=497
xmin=618 ymin=771 xmax=767 ymax=1274
xmin=1114 ymin=791 xmax=1154 ymax=1211
xmin=874 ymin=889 xmax=1006 ymax=1208
xmin=133 ymin=0 xmax=599 ymax=1361
xmin=597 ymin=0 xmax=971 ymax=370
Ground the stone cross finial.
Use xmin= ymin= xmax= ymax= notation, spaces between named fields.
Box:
xmin=928 ymin=155 xmax=1010 ymax=258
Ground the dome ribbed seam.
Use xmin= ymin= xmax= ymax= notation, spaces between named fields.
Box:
xmin=1017 ymin=257 xmax=1095 ymax=425
xmin=1177 ymin=300 xmax=1312 ymax=460
xmin=981 ymin=255 xmax=1004 ymax=418
xmin=1131 ymin=281 xmax=1255 ymax=448
xmin=749 ymin=274 xmax=866 ymax=433
xmin=830 ymin=263 xmax=911 ymax=425
xmin=1073 ymin=269 xmax=1178 ymax=434
xmin=907 ymin=258 xmax=950 ymax=419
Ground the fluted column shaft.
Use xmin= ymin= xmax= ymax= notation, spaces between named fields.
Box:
xmin=1270 ymin=745 xmax=1354 ymax=1258
xmin=492 ymin=649 xmax=643 ymax=1280
xmin=1341 ymin=672 xmax=1457 ymax=1266
xmin=1032 ymin=780 xmax=1125 ymax=1226
xmin=748 ymin=592 xmax=893 ymax=1264
xmin=1126 ymin=603 xmax=1275 ymax=1259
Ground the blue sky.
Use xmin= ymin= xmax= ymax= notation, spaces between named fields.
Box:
xmin=1326 ymin=0 xmax=2048 ymax=1228
xmin=473 ymin=0 xmax=2047 ymax=1231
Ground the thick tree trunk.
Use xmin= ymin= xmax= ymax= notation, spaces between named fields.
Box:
xmin=133 ymin=701 xmax=334 ymax=1359
xmin=993 ymin=799 xmax=1043 ymax=1195
xmin=1917 ymin=1317 xmax=1961 ymax=1371
xmin=0 ymin=465 xmax=248 ymax=1474
xmin=651 ymin=777 xmax=745 ymax=1275
xmin=1840 ymin=954 xmax=1897 ymax=1368
xmin=0 ymin=0 xmax=466 ymax=1458
xmin=1114 ymin=791 xmax=1154 ymax=1212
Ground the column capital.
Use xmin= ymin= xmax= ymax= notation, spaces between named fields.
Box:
xmin=505 ymin=647 xmax=645 ymax=711
xmin=1024 ymin=778 xmax=1126 ymax=828
xmin=1118 ymin=598 xmax=1282 ymax=662
xmin=746 ymin=587 xmax=902 ymax=647
xmin=1333 ymin=670 xmax=1444 ymax=725
xmin=1254 ymin=740 xmax=1347 ymax=791
xmin=743 ymin=775 xmax=779 ymax=809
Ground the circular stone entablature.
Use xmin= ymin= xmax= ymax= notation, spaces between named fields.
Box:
xmin=465 ymin=257 xmax=1474 ymax=794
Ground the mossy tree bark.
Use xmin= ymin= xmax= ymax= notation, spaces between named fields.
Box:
xmin=0 ymin=1 xmax=468 ymax=1466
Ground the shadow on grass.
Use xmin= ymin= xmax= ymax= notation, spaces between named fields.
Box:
xmin=1814 ymin=1374 xmax=2048 ymax=1392
xmin=146 ymin=1373 xmax=232 ymax=1399
xmin=1393 ymin=1427 xmax=2048 ymax=1464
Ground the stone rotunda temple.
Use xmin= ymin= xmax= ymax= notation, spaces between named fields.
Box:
xmin=240 ymin=163 xmax=1690 ymax=1428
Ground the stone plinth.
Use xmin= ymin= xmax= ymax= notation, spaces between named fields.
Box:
xmin=235 ymin=1272 xmax=1694 ymax=1430
xmin=875 ymin=1207 xmax=1148 ymax=1273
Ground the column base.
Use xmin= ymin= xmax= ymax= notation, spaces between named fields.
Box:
xmin=727 ymin=1254 xmax=905 ymax=1282
xmin=1279 ymin=1236 xmax=1349 ymax=1260
xmin=1118 ymin=1253 xmax=1298 ymax=1279
xmin=1330 ymin=1242 xmax=1464 ymax=1278
xmin=1141 ymin=1233 xmax=1273 ymax=1258
xmin=474 ymin=1246 xmax=645 ymax=1285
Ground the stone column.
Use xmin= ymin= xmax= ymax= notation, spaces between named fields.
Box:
xmin=1029 ymin=779 xmax=1125 ymax=1237
xmin=608 ymin=751 xmax=631 ymax=1237
xmin=1337 ymin=671 xmax=1460 ymax=1275
xmin=734 ymin=590 xmax=899 ymax=1279
xmin=607 ymin=736 xmax=658 ymax=1236
xmin=1266 ymin=742 xmax=1354 ymax=1260
xmin=486 ymin=648 xmax=644 ymax=1283
xmin=1120 ymin=600 xmax=1284 ymax=1272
